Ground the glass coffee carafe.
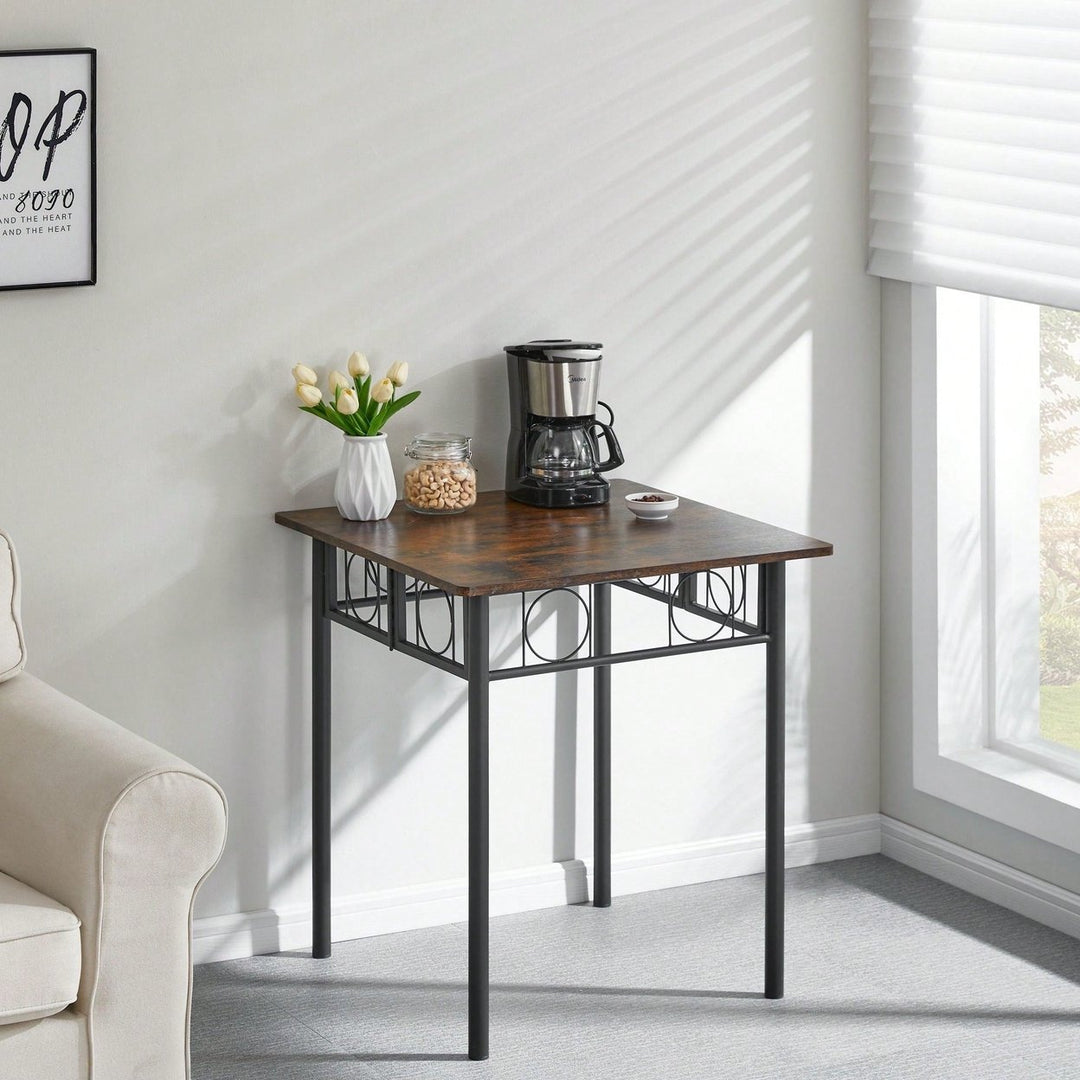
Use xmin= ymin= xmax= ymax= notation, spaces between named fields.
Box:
xmin=524 ymin=406 xmax=622 ymax=485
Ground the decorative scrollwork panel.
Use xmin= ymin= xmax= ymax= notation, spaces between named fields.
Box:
xmin=521 ymin=587 xmax=592 ymax=665
xmin=330 ymin=559 xmax=765 ymax=681
xmin=340 ymin=555 xmax=387 ymax=629
xmin=405 ymin=577 xmax=459 ymax=664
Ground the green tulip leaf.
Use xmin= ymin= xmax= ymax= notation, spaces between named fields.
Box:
xmin=385 ymin=390 xmax=420 ymax=418
xmin=356 ymin=375 xmax=371 ymax=418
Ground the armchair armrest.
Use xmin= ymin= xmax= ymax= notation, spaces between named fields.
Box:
xmin=0 ymin=673 xmax=227 ymax=1080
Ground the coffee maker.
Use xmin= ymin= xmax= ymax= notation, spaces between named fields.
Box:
xmin=505 ymin=340 xmax=624 ymax=507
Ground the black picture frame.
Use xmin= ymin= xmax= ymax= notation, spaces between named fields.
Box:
xmin=0 ymin=48 xmax=96 ymax=291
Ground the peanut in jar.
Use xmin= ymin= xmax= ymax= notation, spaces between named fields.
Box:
xmin=403 ymin=434 xmax=477 ymax=515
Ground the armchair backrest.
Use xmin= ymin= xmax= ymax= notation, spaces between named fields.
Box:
xmin=0 ymin=530 xmax=26 ymax=682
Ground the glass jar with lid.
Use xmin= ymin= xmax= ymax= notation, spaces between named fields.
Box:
xmin=403 ymin=433 xmax=477 ymax=514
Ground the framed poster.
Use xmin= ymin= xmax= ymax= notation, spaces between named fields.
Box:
xmin=0 ymin=48 xmax=96 ymax=291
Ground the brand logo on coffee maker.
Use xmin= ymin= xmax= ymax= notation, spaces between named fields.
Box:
xmin=569 ymin=375 xmax=586 ymax=383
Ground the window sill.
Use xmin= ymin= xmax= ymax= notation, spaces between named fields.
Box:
xmin=916 ymin=744 xmax=1080 ymax=854
xmin=992 ymin=736 xmax=1080 ymax=786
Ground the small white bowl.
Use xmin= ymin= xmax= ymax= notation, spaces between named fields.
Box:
xmin=625 ymin=492 xmax=679 ymax=521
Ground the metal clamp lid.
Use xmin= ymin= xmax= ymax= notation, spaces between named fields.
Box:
xmin=405 ymin=432 xmax=472 ymax=460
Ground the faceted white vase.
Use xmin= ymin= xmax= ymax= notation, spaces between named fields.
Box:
xmin=334 ymin=434 xmax=396 ymax=521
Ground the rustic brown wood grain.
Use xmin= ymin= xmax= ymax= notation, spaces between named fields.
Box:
xmin=275 ymin=478 xmax=832 ymax=596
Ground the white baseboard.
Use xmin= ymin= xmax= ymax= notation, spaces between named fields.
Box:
xmin=881 ymin=815 xmax=1080 ymax=940
xmin=196 ymin=814 xmax=1080 ymax=964
xmin=193 ymin=812 xmax=881 ymax=964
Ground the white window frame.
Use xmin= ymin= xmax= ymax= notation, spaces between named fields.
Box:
xmin=911 ymin=284 xmax=1080 ymax=854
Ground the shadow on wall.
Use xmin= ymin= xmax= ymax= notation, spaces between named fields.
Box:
xmin=253 ymin=0 xmax=833 ymax=926
xmin=260 ymin=593 xmax=583 ymax=902
xmin=44 ymin=0 xmax=860 ymax=925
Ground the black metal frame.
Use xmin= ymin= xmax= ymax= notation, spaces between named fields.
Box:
xmin=309 ymin=541 xmax=788 ymax=1059
xmin=0 ymin=48 xmax=97 ymax=291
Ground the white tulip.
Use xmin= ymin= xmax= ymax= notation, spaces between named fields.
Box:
xmin=328 ymin=370 xmax=351 ymax=395
xmin=371 ymin=377 xmax=394 ymax=404
xmin=385 ymin=360 xmax=409 ymax=387
xmin=348 ymin=351 xmax=370 ymax=378
xmin=336 ymin=387 xmax=360 ymax=415
xmin=295 ymin=382 xmax=323 ymax=407
xmin=292 ymin=363 xmax=318 ymax=386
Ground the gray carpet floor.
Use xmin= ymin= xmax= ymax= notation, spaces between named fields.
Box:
xmin=192 ymin=855 xmax=1080 ymax=1080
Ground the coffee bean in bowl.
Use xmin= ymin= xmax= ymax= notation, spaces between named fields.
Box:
xmin=625 ymin=492 xmax=679 ymax=521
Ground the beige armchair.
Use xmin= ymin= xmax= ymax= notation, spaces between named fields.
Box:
xmin=0 ymin=530 xmax=228 ymax=1080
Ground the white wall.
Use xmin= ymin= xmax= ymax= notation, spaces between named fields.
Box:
xmin=2 ymin=1 xmax=879 ymax=942
xmin=880 ymin=279 xmax=1080 ymax=894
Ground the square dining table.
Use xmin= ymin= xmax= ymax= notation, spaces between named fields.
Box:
xmin=276 ymin=478 xmax=832 ymax=1060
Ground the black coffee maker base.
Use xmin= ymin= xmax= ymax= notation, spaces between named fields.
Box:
xmin=507 ymin=477 xmax=610 ymax=508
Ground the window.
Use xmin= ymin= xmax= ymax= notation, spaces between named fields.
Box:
xmin=907 ymin=286 xmax=1080 ymax=854
xmin=1035 ymin=308 xmax=1080 ymax=753
xmin=871 ymin=0 xmax=1080 ymax=850
xmin=935 ymin=289 xmax=1080 ymax=774
xmin=991 ymin=298 xmax=1080 ymax=770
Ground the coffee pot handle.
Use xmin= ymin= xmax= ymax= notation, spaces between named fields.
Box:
xmin=591 ymin=401 xmax=625 ymax=473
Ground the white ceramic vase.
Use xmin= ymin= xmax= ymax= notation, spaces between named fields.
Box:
xmin=334 ymin=434 xmax=396 ymax=521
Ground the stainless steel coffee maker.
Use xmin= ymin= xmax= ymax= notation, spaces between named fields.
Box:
xmin=504 ymin=340 xmax=624 ymax=507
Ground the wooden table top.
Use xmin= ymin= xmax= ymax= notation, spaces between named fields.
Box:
xmin=275 ymin=478 xmax=832 ymax=597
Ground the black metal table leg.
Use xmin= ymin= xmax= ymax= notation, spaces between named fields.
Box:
xmin=312 ymin=540 xmax=336 ymax=959
xmin=466 ymin=596 xmax=490 ymax=1061
xmin=764 ymin=561 xmax=785 ymax=999
xmin=593 ymin=582 xmax=612 ymax=908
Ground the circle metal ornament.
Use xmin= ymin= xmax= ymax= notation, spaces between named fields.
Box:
xmin=667 ymin=571 xmax=742 ymax=643
xmin=344 ymin=555 xmax=383 ymax=627
xmin=523 ymin=588 xmax=592 ymax=664
xmin=411 ymin=578 xmax=455 ymax=657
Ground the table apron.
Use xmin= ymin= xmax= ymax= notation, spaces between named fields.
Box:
xmin=322 ymin=554 xmax=771 ymax=679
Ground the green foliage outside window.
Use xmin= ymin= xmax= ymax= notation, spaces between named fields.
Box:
xmin=1040 ymin=308 xmax=1080 ymax=702
xmin=1040 ymin=306 xmax=1080 ymax=475
xmin=1040 ymin=493 xmax=1080 ymax=684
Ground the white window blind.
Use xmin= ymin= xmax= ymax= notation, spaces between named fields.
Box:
xmin=868 ymin=0 xmax=1080 ymax=312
